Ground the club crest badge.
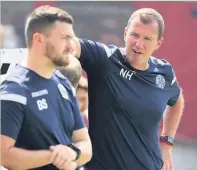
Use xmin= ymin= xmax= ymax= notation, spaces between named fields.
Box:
xmin=156 ymin=75 xmax=165 ymax=89
xmin=57 ymin=84 xmax=69 ymax=100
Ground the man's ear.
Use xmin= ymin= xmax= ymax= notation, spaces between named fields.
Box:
xmin=124 ymin=27 xmax=128 ymax=42
xmin=32 ymin=32 xmax=45 ymax=45
xmin=155 ymin=37 xmax=164 ymax=51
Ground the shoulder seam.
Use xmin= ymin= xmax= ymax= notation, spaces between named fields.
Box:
xmin=102 ymin=44 xmax=117 ymax=58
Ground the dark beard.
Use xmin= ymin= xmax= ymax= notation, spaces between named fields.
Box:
xmin=45 ymin=42 xmax=69 ymax=67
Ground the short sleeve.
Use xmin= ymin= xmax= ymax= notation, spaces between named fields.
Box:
xmin=0 ymin=81 xmax=26 ymax=140
xmin=167 ymin=68 xmax=181 ymax=106
xmin=79 ymin=39 xmax=117 ymax=76
xmin=1 ymin=100 xmax=25 ymax=140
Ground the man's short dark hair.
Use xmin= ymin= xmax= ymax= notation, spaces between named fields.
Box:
xmin=127 ymin=8 xmax=164 ymax=40
xmin=57 ymin=57 xmax=82 ymax=89
xmin=25 ymin=5 xmax=74 ymax=47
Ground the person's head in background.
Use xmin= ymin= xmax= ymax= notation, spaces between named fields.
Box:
xmin=77 ymin=76 xmax=88 ymax=114
xmin=57 ymin=56 xmax=82 ymax=89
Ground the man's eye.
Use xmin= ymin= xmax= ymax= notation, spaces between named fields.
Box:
xmin=130 ymin=33 xmax=137 ymax=37
xmin=145 ymin=37 xmax=152 ymax=41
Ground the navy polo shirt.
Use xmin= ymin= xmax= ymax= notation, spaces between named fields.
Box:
xmin=1 ymin=64 xmax=85 ymax=170
xmin=79 ymin=39 xmax=180 ymax=170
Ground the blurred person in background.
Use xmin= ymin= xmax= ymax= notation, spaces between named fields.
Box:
xmin=0 ymin=24 xmax=22 ymax=48
xmin=57 ymin=56 xmax=82 ymax=89
xmin=77 ymin=77 xmax=89 ymax=128
xmin=74 ymin=8 xmax=184 ymax=170
xmin=0 ymin=5 xmax=92 ymax=170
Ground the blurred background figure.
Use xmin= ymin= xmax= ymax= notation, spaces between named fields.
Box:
xmin=57 ymin=57 xmax=82 ymax=89
xmin=77 ymin=77 xmax=89 ymax=128
xmin=0 ymin=24 xmax=22 ymax=48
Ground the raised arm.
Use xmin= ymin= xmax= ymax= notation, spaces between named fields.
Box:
xmin=73 ymin=37 xmax=117 ymax=77
xmin=74 ymin=37 xmax=81 ymax=59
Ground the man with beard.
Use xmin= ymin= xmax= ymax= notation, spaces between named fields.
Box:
xmin=0 ymin=6 xmax=92 ymax=170
xmin=74 ymin=8 xmax=184 ymax=170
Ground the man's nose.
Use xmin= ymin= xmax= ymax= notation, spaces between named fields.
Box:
xmin=66 ymin=39 xmax=76 ymax=53
xmin=135 ymin=39 xmax=144 ymax=49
